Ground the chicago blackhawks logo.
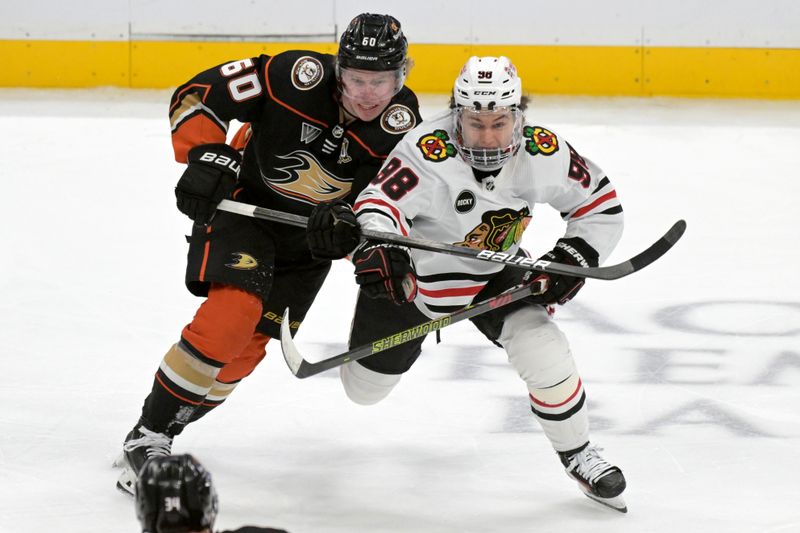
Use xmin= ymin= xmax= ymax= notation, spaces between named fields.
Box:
xmin=417 ymin=129 xmax=456 ymax=162
xmin=456 ymin=207 xmax=531 ymax=251
xmin=263 ymin=150 xmax=352 ymax=205
xmin=291 ymin=56 xmax=324 ymax=90
xmin=523 ymin=126 xmax=559 ymax=156
xmin=226 ymin=253 xmax=258 ymax=270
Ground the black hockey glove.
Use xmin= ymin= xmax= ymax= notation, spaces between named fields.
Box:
xmin=534 ymin=237 xmax=599 ymax=305
xmin=307 ymin=199 xmax=361 ymax=259
xmin=175 ymin=143 xmax=241 ymax=223
xmin=353 ymin=242 xmax=418 ymax=305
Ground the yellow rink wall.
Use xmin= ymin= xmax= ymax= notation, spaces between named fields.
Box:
xmin=1 ymin=39 xmax=799 ymax=99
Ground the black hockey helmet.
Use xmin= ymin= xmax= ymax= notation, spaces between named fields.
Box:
xmin=135 ymin=454 xmax=218 ymax=533
xmin=337 ymin=13 xmax=408 ymax=71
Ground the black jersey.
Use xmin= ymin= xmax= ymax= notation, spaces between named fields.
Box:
xmin=169 ymin=50 xmax=421 ymax=218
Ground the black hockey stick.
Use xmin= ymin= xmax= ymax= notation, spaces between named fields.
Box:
xmin=280 ymin=280 xmax=546 ymax=378
xmin=217 ymin=199 xmax=687 ymax=281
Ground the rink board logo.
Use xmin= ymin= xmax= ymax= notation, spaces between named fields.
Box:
xmin=523 ymin=126 xmax=559 ymax=156
xmin=226 ymin=252 xmax=258 ymax=270
xmin=380 ymin=104 xmax=416 ymax=134
xmin=417 ymin=129 xmax=456 ymax=162
xmin=455 ymin=190 xmax=476 ymax=213
xmin=291 ymin=56 xmax=324 ymax=90
xmin=371 ymin=317 xmax=452 ymax=353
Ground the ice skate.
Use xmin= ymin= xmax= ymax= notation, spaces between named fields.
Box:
xmin=114 ymin=425 xmax=173 ymax=495
xmin=559 ymin=443 xmax=627 ymax=513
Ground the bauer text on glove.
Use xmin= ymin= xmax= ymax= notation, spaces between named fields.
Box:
xmin=175 ymin=143 xmax=241 ymax=223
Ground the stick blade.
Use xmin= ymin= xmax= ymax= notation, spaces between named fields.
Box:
xmin=280 ymin=308 xmax=305 ymax=376
xmin=628 ymin=219 xmax=687 ymax=273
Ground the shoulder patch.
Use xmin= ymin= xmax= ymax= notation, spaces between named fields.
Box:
xmin=291 ymin=56 xmax=324 ymax=90
xmin=523 ymin=126 xmax=559 ymax=156
xmin=416 ymin=129 xmax=457 ymax=162
xmin=380 ymin=104 xmax=417 ymax=134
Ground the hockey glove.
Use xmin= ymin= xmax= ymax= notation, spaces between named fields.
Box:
xmin=307 ymin=199 xmax=361 ymax=259
xmin=175 ymin=144 xmax=241 ymax=223
xmin=353 ymin=242 xmax=418 ymax=305
xmin=534 ymin=237 xmax=599 ymax=305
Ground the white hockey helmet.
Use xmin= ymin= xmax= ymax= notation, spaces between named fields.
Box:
xmin=453 ymin=55 xmax=522 ymax=109
xmin=453 ymin=56 xmax=524 ymax=171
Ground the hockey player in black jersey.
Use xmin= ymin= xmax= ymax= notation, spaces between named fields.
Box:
xmin=115 ymin=13 xmax=421 ymax=495
xmin=135 ymin=454 xmax=288 ymax=533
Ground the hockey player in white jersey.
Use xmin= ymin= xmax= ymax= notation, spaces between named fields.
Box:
xmin=307 ymin=56 xmax=627 ymax=512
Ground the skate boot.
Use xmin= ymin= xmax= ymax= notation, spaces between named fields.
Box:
xmin=558 ymin=443 xmax=627 ymax=513
xmin=113 ymin=424 xmax=173 ymax=495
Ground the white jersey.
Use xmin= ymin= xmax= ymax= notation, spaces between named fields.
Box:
xmin=353 ymin=110 xmax=624 ymax=317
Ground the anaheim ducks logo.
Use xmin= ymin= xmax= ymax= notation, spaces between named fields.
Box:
xmin=226 ymin=252 xmax=258 ymax=270
xmin=380 ymin=104 xmax=416 ymax=134
xmin=417 ymin=129 xmax=456 ymax=162
xmin=263 ymin=150 xmax=352 ymax=204
xmin=523 ymin=126 xmax=559 ymax=156
xmin=456 ymin=207 xmax=531 ymax=252
xmin=291 ymin=56 xmax=324 ymax=90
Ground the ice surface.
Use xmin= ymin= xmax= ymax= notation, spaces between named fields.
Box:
xmin=1 ymin=89 xmax=799 ymax=532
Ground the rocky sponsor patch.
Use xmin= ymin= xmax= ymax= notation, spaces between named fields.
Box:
xmin=454 ymin=190 xmax=476 ymax=213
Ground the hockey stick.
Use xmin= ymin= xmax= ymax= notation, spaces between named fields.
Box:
xmin=280 ymin=280 xmax=545 ymax=378
xmin=217 ymin=199 xmax=687 ymax=281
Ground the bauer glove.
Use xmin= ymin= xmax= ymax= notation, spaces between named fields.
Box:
xmin=353 ymin=242 xmax=417 ymax=305
xmin=307 ymin=199 xmax=361 ymax=259
xmin=175 ymin=144 xmax=240 ymax=223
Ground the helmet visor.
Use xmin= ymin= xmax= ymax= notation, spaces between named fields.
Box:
xmin=338 ymin=66 xmax=405 ymax=103
xmin=454 ymin=107 xmax=523 ymax=171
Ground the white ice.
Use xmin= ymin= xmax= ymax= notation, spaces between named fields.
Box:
xmin=0 ymin=90 xmax=799 ymax=533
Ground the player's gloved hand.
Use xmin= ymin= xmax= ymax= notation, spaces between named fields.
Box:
xmin=175 ymin=143 xmax=241 ymax=223
xmin=353 ymin=241 xmax=417 ymax=305
xmin=307 ymin=200 xmax=361 ymax=259
xmin=534 ymin=237 xmax=599 ymax=305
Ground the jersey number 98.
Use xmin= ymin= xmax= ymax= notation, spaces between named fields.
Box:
xmin=372 ymin=157 xmax=419 ymax=200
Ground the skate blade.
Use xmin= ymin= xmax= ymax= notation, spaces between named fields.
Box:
xmin=116 ymin=467 xmax=136 ymax=497
xmin=583 ymin=491 xmax=627 ymax=513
